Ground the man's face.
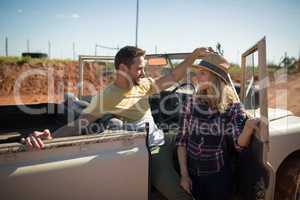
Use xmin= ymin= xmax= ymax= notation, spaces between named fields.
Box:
xmin=126 ymin=56 xmax=146 ymax=85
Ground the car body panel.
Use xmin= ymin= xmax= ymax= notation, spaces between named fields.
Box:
xmin=269 ymin=114 xmax=300 ymax=172
xmin=0 ymin=132 xmax=149 ymax=200
xmin=248 ymin=107 xmax=300 ymax=172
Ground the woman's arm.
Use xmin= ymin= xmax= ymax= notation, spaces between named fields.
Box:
xmin=230 ymin=103 xmax=261 ymax=150
xmin=177 ymin=146 xmax=192 ymax=194
xmin=237 ymin=118 xmax=260 ymax=147
xmin=178 ymin=146 xmax=189 ymax=177
xmin=175 ymin=96 xmax=193 ymax=194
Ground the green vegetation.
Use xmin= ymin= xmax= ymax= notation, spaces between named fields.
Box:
xmin=0 ymin=56 xmax=74 ymax=66
xmin=216 ymin=43 xmax=224 ymax=56
xmin=103 ymin=62 xmax=114 ymax=69
xmin=278 ymin=56 xmax=299 ymax=73
xmin=229 ymin=60 xmax=299 ymax=76
xmin=0 ymin=56 xmax=117 ymax=71
xmin=228 ymin=64 xmax=241 ymax=74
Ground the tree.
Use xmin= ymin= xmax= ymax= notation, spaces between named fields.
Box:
xmin=279 ymin=53 xmax=298 ymax=72
xmin=216 ymin=42 xmax=224 ymax=56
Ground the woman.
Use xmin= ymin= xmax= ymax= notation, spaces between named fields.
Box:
xmin=176 ymin=53 xmax=259 ymax=200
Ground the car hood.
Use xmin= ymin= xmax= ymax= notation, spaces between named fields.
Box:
xmin=268 ymin=108 xmax=293 ymax=121
xmin=249 ymin=108 xmax=293 ymax=121
xmin=249 ymin=108 xmax=300 ymax=135
xmin=267 ymin=108 xmax=300 ymax=136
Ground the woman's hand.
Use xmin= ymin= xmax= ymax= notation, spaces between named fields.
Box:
xmin=238 ymin=118 xmax=261 ymax=147
xmin=245 ymin=118 xmax=260 ymax=132
xmin=180 ymin=175 xmax=192 ymax=195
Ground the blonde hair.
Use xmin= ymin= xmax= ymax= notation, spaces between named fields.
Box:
xmin=196 ymin=73 xmax=239 ymax=113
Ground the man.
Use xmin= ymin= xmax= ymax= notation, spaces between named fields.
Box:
xmin=23 ymin=46 xmax=211 ymax=200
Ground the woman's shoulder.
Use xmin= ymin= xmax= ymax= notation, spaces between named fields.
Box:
xmin=229 ymin=102 xmax=244 ymax=109
xmin=226 ymin=102 xmax=246 ymax=117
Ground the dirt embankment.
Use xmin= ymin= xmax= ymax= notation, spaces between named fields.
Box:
xmin=0 ymin=61 xmax=111 ymax=104
xmin=268 ymin=71 xmax=300 ymax=116
xmin=231 ymin=68 xmax=300 ymax=116
xmin=0 ymin=62 xmax=300 ymax=116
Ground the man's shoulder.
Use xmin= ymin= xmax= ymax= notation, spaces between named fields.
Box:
xmin=138 ymin=77 xmax=155 ymax=92
xmin=87 ymin=83 xmax=114 ymax=103
xmin=140 ymin=77 xmax=155 ymax=85
xmin=95 ymin=83 xmax=116 ymax=95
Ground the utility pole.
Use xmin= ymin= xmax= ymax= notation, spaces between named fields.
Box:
xmin=27 ymin=40 xmax=30 ymax=52
xmin=95 ymin=44 xmax=97 ymax=56
xmin=135 ymin=0 xmax=139 ymax=47
xmin=236 ymin=50 xmax=240 ymax=66
xmin=284 ymin=52 xmax=288 ymax=68
xmin=155 ymin=45 xmax=158 ymax=54
xmin=5 ymin=37 xmax=8 ymax=56
xmin=298 ymin=48 xmax=300 ymax=70
xmin=73 ymin=42 xmax=76 ymax=60
xmin=48 ymin=40 xmax=51 ymax=59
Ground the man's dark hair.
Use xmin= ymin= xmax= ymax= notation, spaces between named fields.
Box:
xmin=114 ymin=46 xmax=145 ymax=69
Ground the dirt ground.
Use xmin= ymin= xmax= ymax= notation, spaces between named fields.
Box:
xmin=268 ymin=71 xmax=300 ymax=116
xmin=1 ymin=62 xmax=300 ymax=116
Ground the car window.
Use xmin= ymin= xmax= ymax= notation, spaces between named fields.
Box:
xmin=244 ymin=52 xmax=259 ymax=116
xmin=145 ymin=59 xmax=172 ymax=79
xmin=78 ymin=56 xmax=115 ymax=100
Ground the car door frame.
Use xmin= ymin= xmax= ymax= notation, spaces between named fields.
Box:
xmin=240 ymin=37 xmax=276 ymax=199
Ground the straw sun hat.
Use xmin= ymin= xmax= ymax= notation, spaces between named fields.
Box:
xmin=191 ymin=53 xmax=231 ymax=84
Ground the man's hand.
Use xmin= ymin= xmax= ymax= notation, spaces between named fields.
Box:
xmin=180 ymin=175 xmax=193 ymax=195
xmin=21 ymin=129 xmax=53 ymax=150
xmin=153 ymin=47 xmax=212 ymax=92
xmin=190 ymin=47 xmax=211 ymax=60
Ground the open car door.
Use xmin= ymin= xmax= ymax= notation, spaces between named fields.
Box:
xmin=237 ymin=37 xmax=275 ymax=200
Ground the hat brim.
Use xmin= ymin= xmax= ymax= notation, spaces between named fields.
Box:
xmin=192 ymin=60 xmax=230 ymax=84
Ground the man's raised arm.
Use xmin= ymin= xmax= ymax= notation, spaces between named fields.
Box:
xmin=153 ymin=47 xmax=211 ymax=92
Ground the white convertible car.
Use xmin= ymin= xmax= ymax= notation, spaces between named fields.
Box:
xmin=0 ymin=38 xmax=300 ymax=200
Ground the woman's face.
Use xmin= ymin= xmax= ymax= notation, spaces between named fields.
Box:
xmin=192 ymin=68 xmax=213 ymax=90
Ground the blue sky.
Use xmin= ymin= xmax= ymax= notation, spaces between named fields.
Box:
xmin=0 ymin=0 xmax=299 ymax=63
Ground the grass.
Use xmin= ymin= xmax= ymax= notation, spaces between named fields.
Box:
xmin=228 ymin=63 xmax=294 ymax=76
xmin=0 ymin=56 xmax=295 ymax=74
xmin=228 ymin=64 xmax=242 ymax=74
xmin=0 ymin=56 xmax=116 ymax=70
xmin=0 ymin=56 xmax=74 ymax=66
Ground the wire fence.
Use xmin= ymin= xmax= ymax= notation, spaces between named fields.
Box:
xmin=2 ymin=37 xmax=120 ymax=60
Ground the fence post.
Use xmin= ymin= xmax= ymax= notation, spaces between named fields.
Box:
xmin=73 ymin=42 xmax=76 ymax=60
xmin=27 ymin=40 xmax=30 ymax=52
xmin=5 ymin=37 xmax=8 ymax=56
xmin=48 ymin=40 xmax=51 ymax=59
